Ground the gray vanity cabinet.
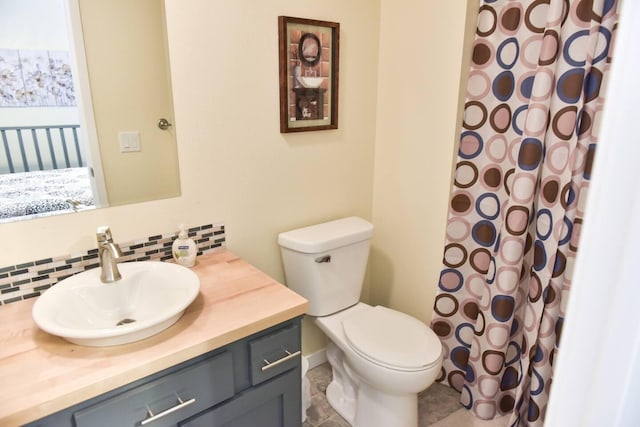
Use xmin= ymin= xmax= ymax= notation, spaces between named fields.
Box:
xmin=25 ymin=317 xmax=302 ymax=427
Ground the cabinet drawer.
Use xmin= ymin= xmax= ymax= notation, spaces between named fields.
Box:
xmin=249 ymin=323 xmax=300 ymax=386
xmin=73 ymin=351 xmax=234 ymax=427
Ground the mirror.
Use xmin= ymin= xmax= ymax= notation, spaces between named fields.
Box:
xmin=0 ymin=0 xmax=180 ymax=223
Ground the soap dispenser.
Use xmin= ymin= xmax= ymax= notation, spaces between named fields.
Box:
xmin=172 ymin=224 xmax=197 ymax=267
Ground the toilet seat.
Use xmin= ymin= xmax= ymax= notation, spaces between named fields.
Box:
xmin=342 ymin=305 xmax=441 ymax=372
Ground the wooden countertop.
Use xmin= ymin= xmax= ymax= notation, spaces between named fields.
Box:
xmin=0 ymin=249 xmax=308 ymax=426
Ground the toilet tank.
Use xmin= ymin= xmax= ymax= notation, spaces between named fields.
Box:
xmin=278 ymin=217 xmax=374 ymax=316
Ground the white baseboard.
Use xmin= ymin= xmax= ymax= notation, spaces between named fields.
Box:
xmin=304 ymin=348 xmax=328 ymax=370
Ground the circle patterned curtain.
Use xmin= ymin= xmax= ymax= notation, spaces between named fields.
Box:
xmin=430 ymin=1 xmax=619 ymax=425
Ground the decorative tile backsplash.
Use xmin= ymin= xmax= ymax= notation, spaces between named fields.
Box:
xmin=0 ymin=223 xmax=225 ymax=306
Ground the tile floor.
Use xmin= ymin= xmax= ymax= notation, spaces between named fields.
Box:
xmin=303 ymin=363 xmax=509 ymax=427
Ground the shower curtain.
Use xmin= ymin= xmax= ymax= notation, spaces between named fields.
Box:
xmin=431 ymin=1 xmax=619 ymax=426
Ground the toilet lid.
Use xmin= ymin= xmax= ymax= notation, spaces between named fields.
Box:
xmin=342 ymin=306 xmax=442 ymax=371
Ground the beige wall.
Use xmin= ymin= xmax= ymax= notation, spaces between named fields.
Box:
xmin=370 ymin=0 xmax=478 ymax=324
xmin=0 ymin=0 xmax=477 ymax=356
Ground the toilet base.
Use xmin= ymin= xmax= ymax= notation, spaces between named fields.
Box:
xmin=324 ymin=341 xmax=420 ymax=427
xmin=326 ymin=380 xmax=357 ymax=424
xmin=325 ymin=341 xmax=357 ymax=423
xmin=352 ymin=379 xmax=418 ymax=427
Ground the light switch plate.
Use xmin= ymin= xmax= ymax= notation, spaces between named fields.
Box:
xmin=119 ymin=131 xmax=141 ymax=152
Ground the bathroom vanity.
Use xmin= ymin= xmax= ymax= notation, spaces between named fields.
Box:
xmin=0 ymin=250 xmax=308 ymax=426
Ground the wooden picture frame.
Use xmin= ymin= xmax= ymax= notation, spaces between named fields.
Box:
xmin=278 ymin=16 xmax=339 ymax=133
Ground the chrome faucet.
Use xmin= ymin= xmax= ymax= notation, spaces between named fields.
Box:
xmin=96 ymin=226 xmax=123 ymax=283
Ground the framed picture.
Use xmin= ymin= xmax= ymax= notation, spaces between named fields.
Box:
xmin=278 ymin=16 xmax=339 ymax=133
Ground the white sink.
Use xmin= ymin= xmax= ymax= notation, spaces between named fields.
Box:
xmin=32 ymin=261 xmax=200 ymax=347
xmin=298 ymin=76 xmax=324 ymax=88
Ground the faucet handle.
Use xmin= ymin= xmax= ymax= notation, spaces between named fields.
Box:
xmin=96 ymin=226 xmax=113 ymax=243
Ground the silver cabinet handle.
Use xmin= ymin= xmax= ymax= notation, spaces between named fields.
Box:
xmin=141 ymin=396 xmax=196 ymax=425
xmin=261 ymin=349 xmax=301 ymax=372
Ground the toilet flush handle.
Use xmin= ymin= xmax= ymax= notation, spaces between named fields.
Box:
xmin=315 ymin=255 xmax=331 ymax=263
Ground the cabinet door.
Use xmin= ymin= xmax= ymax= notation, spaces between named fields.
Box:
xmin=73 ymin=351 xmax=234 ymax=427
xmin=181 ymin=367 xmax=301 ymax=427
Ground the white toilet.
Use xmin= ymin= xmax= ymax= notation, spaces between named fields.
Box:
xmin=278 ymin=217 xmax=442 ymax=427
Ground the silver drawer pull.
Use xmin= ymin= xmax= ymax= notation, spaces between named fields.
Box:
xmin=261 ymin=349 xmax=301 ymax=372
xmin=141 ymin=395 xmax=196 ymax=425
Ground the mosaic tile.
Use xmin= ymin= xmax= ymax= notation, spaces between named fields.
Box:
xmin=0 ymin=223 xmax=225 ymax=306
